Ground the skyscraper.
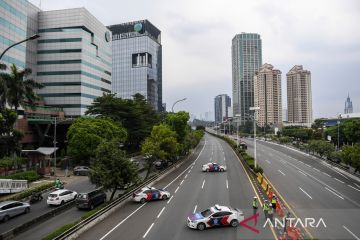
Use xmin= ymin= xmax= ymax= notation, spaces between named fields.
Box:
xmin=254 ymin=63 xmax=282 ymax=128
xmin=108 ymin=20 xmax=163 ymax=111
xmin=232 ymin=33 xmax=262 ymax=124
xmin=286 ymin=65 xmax=312 ymax=126
xmin=214 ymin=94 xmax=231 ymax=124
xmin=344 ymin=94 xmax=353 ymax=114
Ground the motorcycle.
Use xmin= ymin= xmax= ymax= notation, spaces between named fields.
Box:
xmin=30 ymin=192 xmax=43 ymax=204
xmin=55 ymin=183 xmax=64 ymax=190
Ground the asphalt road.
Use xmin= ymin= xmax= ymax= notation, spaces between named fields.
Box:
xmin=0 ymin=176 xmax=95 ymax=236
xmin=243 ymin=138 xmax=360 ymax=240
xmin=78 ymin=134 xmax=275 ymax=240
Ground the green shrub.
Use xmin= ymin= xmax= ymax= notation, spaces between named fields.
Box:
xmin=254 ymin=166 xmax=264 ymax=174
xmin=0 ymin=170 xmax=41 ymax=182
xmin=42 ymin=221 xmax=79 ymax=240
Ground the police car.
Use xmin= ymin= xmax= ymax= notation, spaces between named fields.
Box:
xmin=202 ymin=163 xmax=226 ymax=172
xmin=132 ymin=187 xmax=170 ymax=204
xmin=187 ymin=204 xmax=244 ymax=230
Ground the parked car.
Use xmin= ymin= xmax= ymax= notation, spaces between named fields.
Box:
xmin=76 ymin=189 xmax=106 ymax=210
xmin=326 ymin=156 xmax=342 ymax=164
xmin=47 ymin=189 xmax=78 ymax=206
xmin=0 ymin=201 xmax=30 ymax=222
xmin=73 ymin=166 xmax=90 ymax=176
xmin=153 ymin=160 xmax=169 ymax=170
xmin=239 ymin=142 xmax=247 ymax=150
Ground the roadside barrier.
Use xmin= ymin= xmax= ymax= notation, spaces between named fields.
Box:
xmin=261 ymin=178 xmax=268 ymax=191
xmin=257 ymin=173 xmax=263 ymax=184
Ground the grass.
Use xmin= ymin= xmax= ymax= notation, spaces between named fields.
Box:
xmin=42 ymin=221 xmax=80 ymax=240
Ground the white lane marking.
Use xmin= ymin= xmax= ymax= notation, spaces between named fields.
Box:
xmin=354 ymin=183 xmax=360 ymax=189
xmin=343 ymin=225 xmax=360 ymax=240
xmin=201 ymin=179 xmax=205 ymax=189
xmin=265 ymin=160 xmax=271 ymax=164
xmin=99 ymin=203 xmax=147 ymax=240
xmin=175 ymin=186 xmax=180 ymax=193
xmin=325 ymin=187 xmax=344 ymax=200
xmin=298 ymin=170 xmax=307 ymax=176
xmin=193 ymin=205 xmax=197 ymax=213
xmin=226 ymin=179 xmax=229 ymax=189
xmin=322 ymin=172 xmax=331 ymax=177
xmin=157 ymin=207 xmax=165 ymax=218
xmin=184 ymin=174 xmax=188 ymax=179
xmin=313 ymin=167 xmax=320 ymax=172
xmin=167 ymin=196 xmax=174 ymax=204
xmin=143 ymin=223 xmax=154 ymax=238
xmin=348 ymin=185 xmax=360 ymax=192
xmin=332 ymin=169 xmax=349 ymax=180
xmin=299 ymin=187 xmax=312 ymax=199
xmin=188 ymin=170 xmax=191 ymax=174
xmin=334 ymin=178 xmax=345 ymax=184
xmin=163 ymin=141 xmax=206 ymax=189
xmin=305 ymin=164 xmax=311 ymax=168
xmin=180 ymin=180 xmax=184 ymax=185
xmin=224 ymin=157 xmax=226 ymax=161
xmin=278 ymin=170 xmax=286 ymax=176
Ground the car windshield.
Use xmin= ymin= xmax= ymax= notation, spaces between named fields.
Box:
xmin=78 ymin=194 xmax=88 ymax=199
xmin=49 ymin=194 xmax=57 ymax=198
xmin=200 ymin=209 xmax=213 ymax=217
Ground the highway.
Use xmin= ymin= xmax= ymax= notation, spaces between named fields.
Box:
xmin=0 ymin=176 xmax=95 ymax=239
xmin=78 ymin=134 xmax=275 ymax=240
xmin=243 ymin=138 xmax=360 ymax=240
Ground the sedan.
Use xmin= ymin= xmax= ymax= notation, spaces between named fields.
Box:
xmin=202 ymin=163 xmax=226 ymax=172
xmin=73 ymin=166 xmax=90 ymax=176
xmin=132 ymin=186 xmax=170 ymax=203
xmin=47 ymin=189 xmax=78 ymax=206
xmin=0 ymin=201 xmax=30 ymax=222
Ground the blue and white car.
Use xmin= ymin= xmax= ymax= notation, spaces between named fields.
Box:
xmin=187 ymin=205 xmax=244 ymax=230
xmin=132 ymin=187 xmax=170 ymax=204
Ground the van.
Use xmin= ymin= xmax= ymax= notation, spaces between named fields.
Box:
xmin=76 ymin=189 xmax=106 ymax=210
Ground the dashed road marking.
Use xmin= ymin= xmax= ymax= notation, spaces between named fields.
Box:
xmin=226 ymin=179 xmax=229 ymax=189
xmin=265 ymin=160 xmax=271 ymax=164
xmin=322 ymin=172 xmax=331 ymax=177
xmin=278 ymin=170 xmax=286 ymax=176
xmin=184 ymin=174 xmax=188 ymax=179
xmin=157 ymin=207 xmax=165 ymax=218
xmin=343 ymin=225 xmax=360 ymax=240
xmin=175 ymin=186 xmax=180 ymax=193
xmin=143 ymin=223 xmax=154 ymax=238
xmin=193 ymin=205 xmax=197 ymax=213
xmin=167 ymin=196 xmax=174 ymax=204
xmin=348 ymin=185 xmax=360 ymax=192
xmin=313 ymin=167 xmax=320 ymax=172
xmin=201 ymin=179 xmax=205 ymax=189
xmin=299 ymin=187 xmax=312 ymax=199
xmin=325 ymin=187 xmax=344 ymax=200
xmin=298 ymin=170 xmax=307 ymax=176
xmin=334 ymin=178 xmax=344 ymax=184
xmin=180 ymin=180 xmax=184 ymax=185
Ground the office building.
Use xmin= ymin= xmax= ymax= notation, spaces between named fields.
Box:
xmin=254 ymin=63 xmax=282 ymax=127
xmin=1 ymin=2 xmax=112 ymax=117
xmin=108 ymin=20 xmax=163 ymax=111
xmin=282 ymin=108 xmax=288 ymax=122
xmin=214 ymin=94 xmax=231 ymax=124
xmin=344 ymin=94 xmax=353 ymax=114
xmin=286 ymin=65 xmax=312 ymax=126
xmin=232 ymin=33 xmax=262 ymax=124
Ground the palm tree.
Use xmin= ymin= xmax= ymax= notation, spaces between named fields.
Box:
xmin=0 ymin=64 xmax=43 ymax=111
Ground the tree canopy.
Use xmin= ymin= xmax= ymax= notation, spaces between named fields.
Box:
xmin=67 ymin=117 xmax=127 ymax=164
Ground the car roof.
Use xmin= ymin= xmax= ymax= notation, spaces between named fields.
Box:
xmin=50 ymin=189 xmax=71 ymax=194
xmin=0 ymin=201 xmax=17 ymax=207
xmin=211 ymin=204 xmax=231 ymax=212
xmin=140 ymin=186 xmax=156 ymax=191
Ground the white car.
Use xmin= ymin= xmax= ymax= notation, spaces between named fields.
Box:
xmin=47 ymin=189 xmax=78 ymax=206
xmin=202 ymin=163 xmax=226 ymax=172
xmin=187 ymin=204 xmax=244 ymax=230
xmin=132 ymin=186 xmax=170 ymax=203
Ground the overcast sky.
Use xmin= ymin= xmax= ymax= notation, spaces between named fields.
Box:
xmin=29 ymin=0 xmax=360 ymax=119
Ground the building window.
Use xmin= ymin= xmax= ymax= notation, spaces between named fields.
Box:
xmin=132 ymin=52 xmax=152 ymax=68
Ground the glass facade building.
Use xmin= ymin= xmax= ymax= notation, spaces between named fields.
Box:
xmin=1 ymin=2 xmax=111 ymax=116
xmin=232 ymin=33 xmax=262 ymax=124
xmin=108 ymin=20 xmax=163 ymax=111
xmin=214 ymin=94 xmax=231 ymax=124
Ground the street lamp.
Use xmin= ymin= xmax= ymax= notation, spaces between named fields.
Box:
xmin=0 ymin=34 xmax=40 ymax=61
xmin=250 ymin=106 xmax=260 ymax=168
xmin=171 ymin=98 xmax=187 ymax=112
xmin=337 ymin=113 xmax=341 ymax=150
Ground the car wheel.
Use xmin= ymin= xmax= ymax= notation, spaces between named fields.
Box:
xmin=140 ymin=198 xmax=146 ymax=204
xmin=220 ymin=168 xmax=224 ymax=172
xmin=230 ymin=220 xmax=238 ymax=227
xmin=24 ymin=207 xmax=30 ymax=214
xmin=90 ymin=204 xmax=94 ymax=210
xmin=197 ymin=223 xmax=206 ymax=231
xmin=73 ymin=195 xmax=77 ymax=200
xmin=162 ymin=195 xmax=168 ymax=200
xmin=75 ymin=172 xmax=79 ymax=176
xmin=102 ymin=197 xmax=106 ymax=203
xmin=60 ymin=200 xmax=64 ymax=205
xmin=206 ymin=169 xmax=209 ymax=172
xmin=3 ymin=215 xmax=10 ymax=222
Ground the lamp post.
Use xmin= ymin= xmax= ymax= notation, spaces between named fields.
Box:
xmin=337 ymin=113 xmax=341 ymax=150
xmin=0 ymin=34 xmax=40 ymax=61
xmin=250 ymin=107 xmax=260 ymax=168
xmin=171 ymin=98 xmax=187 ymax=112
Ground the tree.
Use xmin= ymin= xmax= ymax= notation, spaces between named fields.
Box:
xmin=0 ymin=64 xmax=43 ymax=110
xmin=0 ymin=109 xmax=23 ymax=157
xmin=308 ymin=140 xmax=334 ymax=158
xmin=343 ymin=119 xmax=360 ymax=145
xmin=89 ymin=140 xmax=139 ymax=201
xmin=67 ymin=118 xmax=127 ymax=164
xmin=166 ymin=111 xmax=190 ymax=143
xmin=86 ymin=93 xmax=159 ymax=151
xmin=141 ymin=124 xmax=179 ymax=178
